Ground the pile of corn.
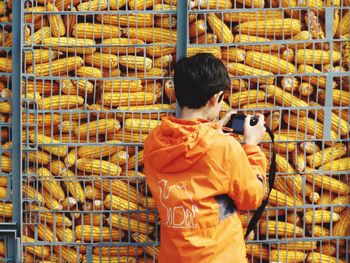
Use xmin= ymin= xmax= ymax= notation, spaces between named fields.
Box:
xmin=0 ymin=0 xmax=349 ymax=262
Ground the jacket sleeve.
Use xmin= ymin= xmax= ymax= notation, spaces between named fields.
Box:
xmin=226 ymin=140 xmax=267 ymax=211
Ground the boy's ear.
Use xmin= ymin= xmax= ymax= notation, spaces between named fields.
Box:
xmin=209 ymin=91 xmax=223 ymax=106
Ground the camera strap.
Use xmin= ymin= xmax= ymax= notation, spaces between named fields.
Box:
xmin=244 ymin=124 xmax=276 ymax=239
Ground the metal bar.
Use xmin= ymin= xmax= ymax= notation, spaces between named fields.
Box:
xmin=175 ymin=0 xmax=188 ymax=118
xmin=11 ymin=0 xmax=22 ymax=237
xmin=322 ymin=7 xmax=335 ymax=141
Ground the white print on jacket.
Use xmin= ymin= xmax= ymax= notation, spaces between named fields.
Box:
xmin=158 ymin=179 xmax=199 ymax=228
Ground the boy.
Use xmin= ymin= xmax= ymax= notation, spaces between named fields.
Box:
xmin=144 ymin=53 xmax=267 ymax=262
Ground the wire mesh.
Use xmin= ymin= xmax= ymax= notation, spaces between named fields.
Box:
xmin=186 ymin=1 xmax=349 ymax=262
xmin=6 ymin=0 xmax=350 ymax=262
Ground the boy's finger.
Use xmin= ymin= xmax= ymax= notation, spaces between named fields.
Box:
xmin=244 ymin=115 xmax=251 ymax=128
xmin=258 ymin=113 xmax=265 ymax=124
xmin=217 ymin=110 xmax=237 ymax=126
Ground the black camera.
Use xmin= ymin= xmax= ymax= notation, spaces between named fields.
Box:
xmin=225 ymin=114 xmax=259 ymax=135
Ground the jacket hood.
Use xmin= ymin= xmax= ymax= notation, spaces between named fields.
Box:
xmin=146 ymin=115 xmax=221 ymax=173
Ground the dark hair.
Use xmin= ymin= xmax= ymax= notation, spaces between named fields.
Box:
xmin=173 ymin=53 xmax=230 ymax=109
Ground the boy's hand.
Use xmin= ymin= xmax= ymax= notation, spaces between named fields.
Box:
xmin=244 ymin=113 xmax=266 ymax=145
xmin=217 ymin=110 xmax=237 ymax=127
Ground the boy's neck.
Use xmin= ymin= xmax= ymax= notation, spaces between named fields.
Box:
xmin=179 ymin=106 xmax=209 ymax=121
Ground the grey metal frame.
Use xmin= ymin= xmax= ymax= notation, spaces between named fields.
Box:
xmin=0 ymin=0 xmax=348 ymax=262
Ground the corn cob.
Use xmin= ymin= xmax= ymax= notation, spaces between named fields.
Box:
xmin=33 ymin=17 xmax=49 ymax=31
xmin=107 ymin=131 xmax=148 ymax=143
xmin=306 ymin=11 xmax=329 ymax=50
xmin=46 ymin=3 xmax=66 ymax=37
xmin=320 ymin=89 xmax=349 ymax=106
xmin=128 ymin=0 xmax=162 ymax=9
xmin=155 ymin=16 xmax=177 ymax=29
xmin=131 ymin=233 xmax=159 ymax=257
xmin=234 ymin=34 xmax=282 ymax=52
xmin=22 ymin=236 xmax=50 ymax=258
xmin=145 ymin=42 xmax=176 ymax=57
xmin=24 ymin=49 xmax=61 ymax=65
xmin=101 ymin=92 xmax=156 ymax=107
xmin=38 ymin=92 xmax=84 ymax=110
xmin=118 ymin=55 xmax=152 ymax=70
xmin=300 ymin=137 xmax=321 ymax=154
xmin=42 ymin=189 xmax=63 ymax=210
xmin=286 ymin=213 xmax=303 ymax=227
xmin=109 ymin=0 xmax=128 ymax=9
xmin=77 ymin=0 xmax=108 ymax=11
xmin=336 ymin=10 xmax=350 ymax=36
xmin=92 ymin=246 xmax=143 ymax=256
xmin=0 ymin=0 xmax=5 ymax=15
xmin=306 ymin=143 xmax=347 ymax=167
xmin=74 ymin=119 xmax=120 ymax=138
xmin=63 ymin=6 xmax=77 ymax=36
xmin=22 ymin=252 xmax=35 ymax=263
xmin=54 ymin=0 xmax=80 ymax=10
xmin=298 ymin=82 xmax=314 ymax=97
xmin=79 ymin=214 xmax=106 ymax=226
xmin=76 ymin=66 xmax=103 ymax=78
xmin=138 ymin=196 xmax=156 ymax=210
xmin=298 ymin=0 xmax=325 ymax=14
xmin=246 ymin=51 xmax=296 ymax=74
xmin=27 ymin=203 xmax=73 ymax=226
xmin=269 ymin=249 xmax=306 ymax=262
xmin=124 ymin=119 xmax=160 ymax=134
xmin=84 ymin=185 xmax=103 ymax=200
xmin=245 ymin=244 xmax=269 ymax=261
xmin=189 ymin=19 xmax=207 ymax=38
xmin=53 ymin=246 xmax=82 ymax=262
xmin=332 ymin=210 xmax=350 ymax=245
xmin=96 ymin=13 xmax=152 ymax=27
xmin=192 ymin=33 xmax=217 ymax=44
xmin=124 ymin=149 xmax=144 ymax=169
xmin=103 ymin=68 xmax=122 ymax=78
xmin=153 ymin=54 xmax=173 ymax=69
xmin=27 ymin=56 xmax=84 ymax=76
xmin=317 ymin=191 xmax=333 ymax=210
xmin=224 ymin=9 xmax=283 ymax=22
xmin=26 ymin=26 xmax=51 ymax=46
xmin=0 ymin=102 xmax=11 ymax=113
xmin=24 ymin=80 xmax=60 ymax=95
xmin=262 ymin=85 xmax=308 ymax=116
xmin=260 ymin=220 xmax=304 ymax=237
xmin=72 ymin=23 xmax=121 ymax=39
xmin=61 ymin=169 xmax=85 ymax=203
xmin=304 ymin=210 xmax=340 ymax=224
xmin=85 ymin=53 xmax=119 ymax=69
xmin=207 ymin=13 xmax=233 ymax=43
xmin=29 ymin=133 xmax=68 ymax=157
xmin=268 ymin=189 xmax=303 ymax=208
xmin=316 ymin=243 xmax=336 ymax=256
xmin=289 ymin=31 xmax=313 ymax=49
xmin=101 ymin=37 xmax=145 ymax=55
xmin=117 ymin=104 xmax=172 ymax=119
xmin=75 ymin=225 xmax=124 ymax=242
xmin=77 ymin=140 xmax=123 ymax=159
xmin=265 ymin=111 xmax=281 ymax=131
xmin=83 ymin=256 xmax=136 ymax=263
xmin=76 ymin=158 xmax=122 ymax=177
xmin=62 ymin=79 xmax=94 ymax=95
xmin=229 ymin=89 xmax=271 ymax=107
xmin=93 ymin=179 xmax=140 ymax=203
xmin=235 ymin=19 xmax=301 ymax=36
xmin=187 ymin=46 xmax=221 ymax=59
xmin=109 ymin=150 xmax=129 ymax=166
xmin=123 ymin=27 xmax=177 ymax=44
xmin=23 ymin=185 xmax=44 ymax=203
xmin=296 ymin=49 xmax=341 ymax=65
xmin=306 ymin=252 xmax=346 ymax=263
xmin=283 ymin=113 xmax=339 ymax=143
xmin=61 ymin=197 xmax=77 ymax=210
xmin=104 ymin=194 xmax=138 ymax=211
xmin=28 ymin=223 xmax=56 ymax=242
xmin=0 ymin=58 xmax=12 ymax=72
xmin=0 ymin=203 xmax=12 ymax=217
xmin=331 ymin=195 xmax=348 ymax=213
xmin=98 ymin=79 xmax=142 ymax=93
xmin=195 ymin=0 xmax=232 ymax=9
xmin=227 ymin=63 xmax=274 ymax=84
xmin=221 ymin=47 xmax=245 ymax=62
xmin=37 ymin=167 xmax=65 ymax=201
xmin=107 ymin=214 xmax=153 ymax=235
xmin=55 ymin=227 xmax=74 ymax=243
xmin=322 ymin=157 xmax=350 ymax=172
xmin=304 ymin=169 xmax=348 ymax=195
xmin=58 ymin=120 xmax=78 ymax=133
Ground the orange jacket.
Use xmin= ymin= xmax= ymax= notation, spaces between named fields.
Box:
xmin=144 ymin=116 xmax=267 ymax=263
